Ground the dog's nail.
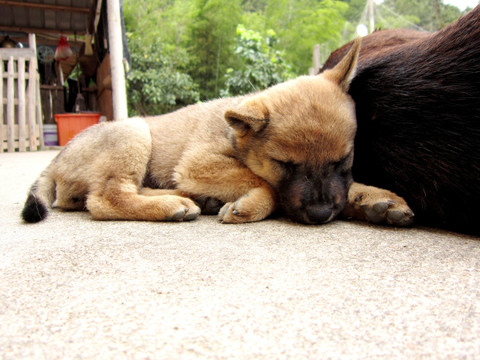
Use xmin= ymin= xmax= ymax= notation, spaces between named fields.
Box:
xmin=232 ymin=210 xmax=239 ymax=215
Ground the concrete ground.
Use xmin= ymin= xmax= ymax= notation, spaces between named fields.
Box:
xmin=1 ymin=150 xmax=479 ymax=359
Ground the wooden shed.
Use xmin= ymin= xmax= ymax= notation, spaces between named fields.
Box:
xmin=0 ymin=0 xmax=129 ymax=152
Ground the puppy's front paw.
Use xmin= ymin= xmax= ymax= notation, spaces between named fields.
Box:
xmin=344 ymin=183 xmax=414 ymax=227
xmin=218 ymin=202 xmax=241 ymax=223
xmin=360 ymin=199 xmax=414 ymax=226
xmin=218 ymin=191 xmax=274 ymax=224
xmin=218 ymin=199 xmax=258 ymax=224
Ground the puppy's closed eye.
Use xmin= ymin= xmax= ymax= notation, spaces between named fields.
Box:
xmin=271 ymin=158 xmax=297 ymax=172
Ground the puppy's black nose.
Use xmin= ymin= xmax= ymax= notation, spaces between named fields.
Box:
xmin=305 ymin=205 xmax=333 ymax=224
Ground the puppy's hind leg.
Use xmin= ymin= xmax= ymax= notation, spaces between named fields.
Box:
xmin=140 ymin=188 xmax=224 ymax=215
xmin=84 ymin=118 xmax=200 ymax=222
xmin=87 ymin=178 xmax=200 ymax=221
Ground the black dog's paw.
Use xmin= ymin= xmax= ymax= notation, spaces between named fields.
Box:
xmin=194 ymin=196 xmax=224 ymax=215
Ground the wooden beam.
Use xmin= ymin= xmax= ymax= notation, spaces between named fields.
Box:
xmin=0 ymin=48 xmax=35 ymax=58
xmin=92 ymin=0 xmax=103 ymax=35
xmin=0 ymin=1 xmax=90 ymax=14
xmin=0 ymin=25 xmax=87 ymax=36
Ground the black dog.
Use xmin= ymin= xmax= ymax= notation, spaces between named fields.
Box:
xmin=322 ymin=6 xmax=480 ymax=235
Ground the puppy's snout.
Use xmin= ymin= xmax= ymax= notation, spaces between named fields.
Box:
xmin=305 ymin=204 xmax=333 ymax=224
xmin=279 ymin=179 xmax=348 ymax=225
xmin=278 ymin=164 xmax=352 ymax=225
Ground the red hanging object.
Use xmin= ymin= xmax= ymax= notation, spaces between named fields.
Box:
xmin=54 ymin=36 xmax=73 ymax=61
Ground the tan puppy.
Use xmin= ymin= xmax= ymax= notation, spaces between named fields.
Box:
xmin=21 ymin=39 xmax=413 ymax=226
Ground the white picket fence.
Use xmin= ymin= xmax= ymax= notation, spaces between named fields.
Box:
xmin=1 ymin=34 xmax=44 ymax=152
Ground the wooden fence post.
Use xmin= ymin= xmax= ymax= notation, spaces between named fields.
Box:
xmin=0 ymin=54 xmax=3 ymax=152
xmin=7 ymin=56 xmax=14 ymax=152
xmin=28 ymin=33 xmax=41 ymax=150
xmin=18 ymin=57 xmax=26 ymax=151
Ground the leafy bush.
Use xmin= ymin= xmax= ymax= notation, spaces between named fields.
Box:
xmin=126 ymin=41 xmax=200 ymax=116
xmin=221 ymin=25 xmax=294 ymax=97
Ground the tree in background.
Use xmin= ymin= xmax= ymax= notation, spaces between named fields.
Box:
xmin=263 ymin=0 xmax=349 ymax=74
xmin=123 ymin=0 xmax=470 ymax=115
xmin=347 ymin=0 xmax=465 ymax=32
xmin=221 ymin=25 xmax=294 ymax=97
xmin=124 ymin=0 xmax=200 ymax=115
xmin=126 ymin=40 xmax=199 ymax=116
xmin=123 ymin=0 xmax=194 ymax=51
xmin=378 ymin=0 xmax=464 ymax=31
xmin=186 ymin=0 xmax=243 ymax=99
xmin=123 ymin=0 xmax=349 ymax=108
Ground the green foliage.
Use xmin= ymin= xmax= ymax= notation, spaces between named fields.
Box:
xmin=264 ymin=0 xmax=349 ymax=74
xmin=355 ymin=0 xmax=465 ymax=32
xmin=186 ymin=0 xmax=243 ymax=99
xmin=123 ymin=0 xmax=194 ymax=49
xmin=123 ymin=0 xmax=349 ymax=104
xmin=122 ymin=0 xmax=469 ymax=114
xmin=221 ymin=25 xmax=294 ymax=97
xmin=343 ymin=0 xmax=369 ymax=23
xmin=126 ymin=40 xmax=199 ymax=116
xmin=124 ymin=0 xmax=200 ymax=115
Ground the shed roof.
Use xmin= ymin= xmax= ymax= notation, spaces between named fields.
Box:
xmin=0 ymin=0 xmax=99 ymax=36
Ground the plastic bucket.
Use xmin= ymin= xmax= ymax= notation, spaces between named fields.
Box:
xmin=54 ymin=113 xmax=101 ymax=146
xmin=43 ymin=124 xmax=58 ymax=146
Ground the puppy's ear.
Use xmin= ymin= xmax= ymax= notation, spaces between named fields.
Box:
xmin=225 ymin=98 xmax=269 ymax=137
xmin=323 ymin=37 xmax=361 ymax=92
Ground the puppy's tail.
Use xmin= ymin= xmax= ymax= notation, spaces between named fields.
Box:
xmin=21 ymin=169 xmax=56 ymax=223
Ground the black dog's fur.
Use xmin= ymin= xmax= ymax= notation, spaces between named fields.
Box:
xmin=322 ymin=6 xmax=480 ymax=235
xmin=322 ymin=28 xmax=428 ymax=71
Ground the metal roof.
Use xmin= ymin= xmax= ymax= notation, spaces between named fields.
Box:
xmin=0 ymin=0 xmax=99 ymax=36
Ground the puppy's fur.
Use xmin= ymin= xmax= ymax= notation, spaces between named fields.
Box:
xmin=22 ymin=38 xmax=413 ymax=226
xmin=322 ymin=7 xmax=480 ymax=235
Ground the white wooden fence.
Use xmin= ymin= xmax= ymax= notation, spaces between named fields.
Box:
xmin=1 ymin=34 xmax=43 ymax=152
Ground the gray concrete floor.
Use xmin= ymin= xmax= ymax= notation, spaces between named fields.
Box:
xmin=1 ymin=150 xmax=479 ymax=359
